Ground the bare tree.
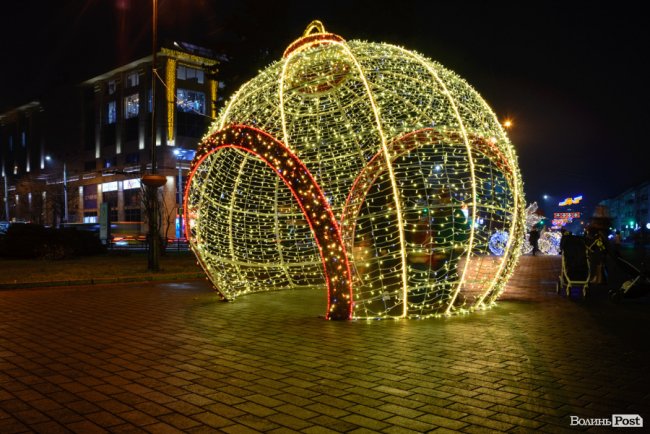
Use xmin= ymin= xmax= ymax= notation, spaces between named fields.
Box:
xmin=140 ymin=183 xmax=177 ymax=254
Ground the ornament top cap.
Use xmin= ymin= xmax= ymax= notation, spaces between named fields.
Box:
xmin=283 ymin=20 xmax=345 ymax=58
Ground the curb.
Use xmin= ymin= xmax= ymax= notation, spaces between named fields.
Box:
xmin=0 ymin=272 xmax=206 ymax=290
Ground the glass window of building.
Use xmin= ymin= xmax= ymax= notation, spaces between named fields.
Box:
xmin=126 ymin=72 xmax=139 ymax=88
xmin=124 ymin=178 xmax=141 ymax=190
xmin=104 ymin=156 xmax=117 ymax=169
xmin=125 ymin=152 xmax=140 ymax=165
xmin=83 ymin=212 xmax=98 ymax=223
xmin=107 ymin=101 xmax=117 ymax=124
xmin=124 ymin=188 xmax=140 ymax=207
xmin=177 ymin=65 xmax=204 ymax=84
xmin=124 ymin=94 xmax=139 ymax=119
xmin=102 ymin=181 xmax=118 ymax=192
xmin=124 ymin=208 xmax=141 ymax=222
xmin=108 ymin=80 xmax=116 ymax=95
xmin=176 ymin=89 xmax=205 ymax=114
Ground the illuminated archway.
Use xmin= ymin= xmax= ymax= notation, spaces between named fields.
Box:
xmin=185 ymin=125 xmax=353 ymax=320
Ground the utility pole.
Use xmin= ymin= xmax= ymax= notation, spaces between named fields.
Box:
xmin=63 ymin=162 xmax=68 ymax=223
xmin=141 ymin=0 xmax=166 ymax=271
xmin=2 ymin=174 xmax=9 ymax=221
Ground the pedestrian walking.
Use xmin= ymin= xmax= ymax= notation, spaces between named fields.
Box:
xmin=529 ymin=226 xmax=541 ymax=256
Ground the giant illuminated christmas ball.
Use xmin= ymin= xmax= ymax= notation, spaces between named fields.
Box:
xmin=185 ymin=21 xmax=525 ymax=320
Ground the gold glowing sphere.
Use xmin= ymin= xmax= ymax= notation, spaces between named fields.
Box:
xmin=185 ymin=21 xmax=525 ymax=319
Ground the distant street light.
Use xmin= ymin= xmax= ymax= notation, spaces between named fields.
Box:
xmin=503 ymin=119 xmax=513 ymax=129
xmin=543 ymin=194 xmax=549 ymax=200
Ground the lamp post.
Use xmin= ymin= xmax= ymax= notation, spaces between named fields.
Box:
xmin=141 ymin=0 xmax=166 ymax=271
xmin=2 ymin=173 xmax=9 ymax=221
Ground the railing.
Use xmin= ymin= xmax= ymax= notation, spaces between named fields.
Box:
xmin=109 ymin=236 xmax=189 ymax=252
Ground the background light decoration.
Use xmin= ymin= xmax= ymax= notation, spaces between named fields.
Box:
xmin=185 ymin=21 xmax=526 ymax=320
xmin=539 ymin=230 xmax=562 ymax=256
xmin=525 ymin=202 xmax=543 ymax=229
xmin=489 ymin=230 xmax=510 ymax=256
xmin=521 ymin=234 xmax=533 ymax=255
xmin=521 ymin=202 xmax=542 ymax=255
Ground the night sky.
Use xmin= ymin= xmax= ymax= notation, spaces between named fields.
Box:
xmin=2 ymin=1 xmax=648 ymax=218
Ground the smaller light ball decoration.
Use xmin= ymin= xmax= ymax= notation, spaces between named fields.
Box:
xmin=488 ymin=230 xmax=510 ymax=256
xmin=185 ymin=21 xmax=526 ymax=320
xmin=539 ymin=230 xmax=562 ymax=255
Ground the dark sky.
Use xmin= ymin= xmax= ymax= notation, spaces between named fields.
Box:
xmin=2 ymin=1 xmax=648 ymax=217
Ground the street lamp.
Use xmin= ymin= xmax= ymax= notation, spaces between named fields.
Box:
xmin=141 ymin=0 xmax=166 ymax=271
xmin=2 ymin=172 xmax=9 ymax=222
xmin=45 ymin=155 xmax=68 ymax=224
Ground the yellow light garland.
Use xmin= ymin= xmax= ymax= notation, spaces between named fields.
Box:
xmin=165 ymin=58 xmax=176 ymax=143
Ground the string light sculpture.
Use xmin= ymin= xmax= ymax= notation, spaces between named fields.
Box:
xmin=185 ymin=21 xmax=526 ymax=320
xmin=525 ymin=202 xmax=543 ymax=229
xmin=489 ymin=230 xmax=510 ymax=256
xmin=521 ymin=202 xmax=543 ymax=255
xmin=539 ymin=231 xmax=562 ymax=256
xmin=521 ymin=234 xmax=533 ymax=255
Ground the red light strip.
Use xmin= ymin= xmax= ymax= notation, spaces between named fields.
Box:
xmin=283 ymin=33 xmax=345 ymax=58
xmin=184 ymin=125 xmax=353 ymax=320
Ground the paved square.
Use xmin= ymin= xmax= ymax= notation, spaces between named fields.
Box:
xmin=1 ymin=256 xmax=648 ymax=432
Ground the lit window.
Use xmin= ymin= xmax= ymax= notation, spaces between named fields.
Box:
xmin=104 ymin=157 xmax=116 ymax=168
xmin=124 ymin=94 xmax=139 ymax=119
xmin=124 ymin=179 xmax=141 ymax=190
xmin=102 ymin=181 xmax=118 ymax=192
xmin=108 ymin=80 xmax=116 ymax=95
xmin=126 ymin=72 xmax=139 ymax=87
xmin=107 ymin=101 xmax=117 ymax=124
xmin=177 ymin=65 xmax=204 ymax=84
xmin=176 ymin=89 xmax=205 ymax=114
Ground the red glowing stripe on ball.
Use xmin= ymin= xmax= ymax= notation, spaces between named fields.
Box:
xmin=184 ymin=125 xmax=353 ymax=320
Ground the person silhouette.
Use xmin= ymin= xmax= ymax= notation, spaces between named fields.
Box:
xmin=529 ymin=226 xmax=541 ymax=256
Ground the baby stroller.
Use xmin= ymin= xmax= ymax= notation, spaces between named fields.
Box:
xmin=608 ymin=255 xmax=650 ymax=302
xmin=556 ymin=235 xmax=591 ymax=297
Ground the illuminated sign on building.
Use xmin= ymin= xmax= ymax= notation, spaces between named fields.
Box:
xmin=559 ymin=195 xmax=583 ymax=206
xmin=554 ymin=212 xmax=581 ymax=219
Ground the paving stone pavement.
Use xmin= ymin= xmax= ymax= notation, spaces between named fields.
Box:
xmin=0 ymin=255 xmax=648 ymax=433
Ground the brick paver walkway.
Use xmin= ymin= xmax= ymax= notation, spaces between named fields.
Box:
xmin=1 ymin=256 xmax=648 ymax=433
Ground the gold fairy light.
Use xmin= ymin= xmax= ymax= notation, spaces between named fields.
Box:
xmin=185 ymin=20 xmax=525 ymax=320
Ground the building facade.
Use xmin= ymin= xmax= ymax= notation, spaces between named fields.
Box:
xmin=0 ymin=102 xmax=47 ymax=224
xmin=600 ymin=181 xmax=650 ymax=240
xmin=1 ymin=43 xmax=219 ymax=240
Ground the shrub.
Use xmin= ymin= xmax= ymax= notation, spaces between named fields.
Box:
xmin=0 ymin=224 xmax=105 ymax=259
